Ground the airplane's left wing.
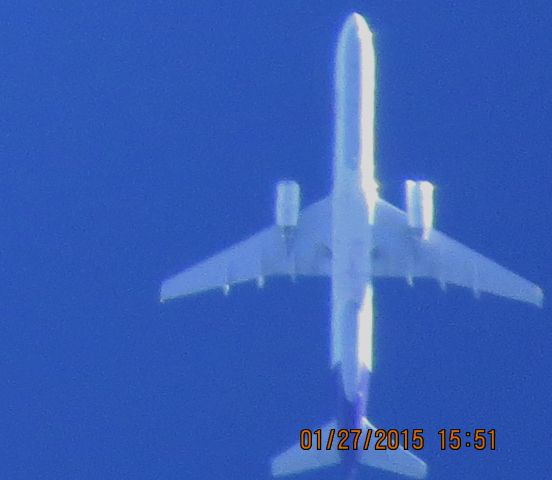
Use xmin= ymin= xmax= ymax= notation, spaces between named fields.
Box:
xmin=160 ymin=196 xmax=332 ymax=302
xmin=372 ymin=199 xmax=543 ymax=307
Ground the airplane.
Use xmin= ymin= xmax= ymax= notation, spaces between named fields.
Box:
xmin=160 ymin=12 xmax=543 ymax=479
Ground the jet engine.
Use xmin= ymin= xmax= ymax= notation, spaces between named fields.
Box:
xmin=275 ymin=180 xmax=301 ymax=255
xmin=405 ymin=180 xmax=434 ymax=240
xmin=275 ymin=180 xmax=301 ymax=229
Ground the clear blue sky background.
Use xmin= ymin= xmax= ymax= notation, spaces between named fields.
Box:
xmin=1 ymin=2 xmax=550 ymax=479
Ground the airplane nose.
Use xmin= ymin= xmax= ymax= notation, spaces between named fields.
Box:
xmin=350 ymin=12 xmax=364 ymax=27
xmin=344 ymin=12 xmax=372 ymax=38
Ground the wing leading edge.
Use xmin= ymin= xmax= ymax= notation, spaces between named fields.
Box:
xmin=160 ymin=196 xmax=332 ymax=301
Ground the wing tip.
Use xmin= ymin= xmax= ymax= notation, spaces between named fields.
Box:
xmin=417 ymin=460 xmax=429 ymax=479
xmin=524 ymin=284 xmax=544 ymax=308
xmin=159 ymin=280 xmax=174 ymax=304
xmin=535 ymin=286 xmax=544 ymax=308
xmin=270 ymin=461 xmax=283 ymax=478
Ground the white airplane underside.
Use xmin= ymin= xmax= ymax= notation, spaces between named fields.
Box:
xmin=160 ymin=194 xmax=542 ymax=307
xmin=161 ymin=13 xmax=542 ymax=480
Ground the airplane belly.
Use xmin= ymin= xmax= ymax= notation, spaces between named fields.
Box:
xmin=332 ymin=14 xmax=377 ymax=406
xmin=331 ymin=188 xmax=374 ymax=400
xmin=332 ymin=272 xmax=374 ymax=400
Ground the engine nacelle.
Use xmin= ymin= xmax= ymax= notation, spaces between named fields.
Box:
xmin=275 ymin=180 xmax=301 ymax=229
xmin=405 ymin=180 xmax=434 ymax=240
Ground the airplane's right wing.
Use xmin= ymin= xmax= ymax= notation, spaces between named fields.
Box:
xmin=372 ymin=199 xmax=543 ymax=307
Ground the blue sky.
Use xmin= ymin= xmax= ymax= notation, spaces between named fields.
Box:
xmin=1 ymin=2 xmax=550 ymax=479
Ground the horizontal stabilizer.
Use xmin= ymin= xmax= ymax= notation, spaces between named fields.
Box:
xmin=358 ymin=417 xmax=427 ymax=478
xmin=271 ymin=420 xmax=339 ymax=477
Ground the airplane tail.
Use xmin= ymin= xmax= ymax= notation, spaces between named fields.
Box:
xmin=271 ymin=417 xmax=427 ymax=479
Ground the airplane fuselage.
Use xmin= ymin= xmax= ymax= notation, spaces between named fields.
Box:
xmin=331 ymin=13 xmax=378 ymax=471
